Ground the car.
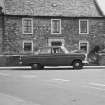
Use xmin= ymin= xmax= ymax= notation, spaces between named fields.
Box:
xmin=20 ymin=46 xmax=86 ymax=70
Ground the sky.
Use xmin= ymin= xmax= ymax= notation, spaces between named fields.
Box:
xmin=96 ymin=0 xmax=105 ymax=15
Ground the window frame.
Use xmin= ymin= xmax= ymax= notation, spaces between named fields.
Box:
xmin=79 ymin=19 xmax=89 ymax=34
xmin=48 ymin=38 xmax=65 ymax=47
xmin=51 ymin=19 xmax=61 ymax=34
xmin=79 ymin=40 xmax=89 ymax=54
xmin=23 ymin=40 xmax=33 ymax=52
xmin=22 ymin=18 xmax=33 ymax=34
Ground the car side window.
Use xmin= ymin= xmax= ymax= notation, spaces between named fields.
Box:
xmin=39 ymin=48 xmax=51 ymax=54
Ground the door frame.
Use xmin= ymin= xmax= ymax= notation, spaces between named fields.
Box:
xmin=48 ymin=38 xmax=65 ymax=47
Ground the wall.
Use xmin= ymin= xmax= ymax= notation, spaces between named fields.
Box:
xmin=2 ymin=15 xmax=105 ymax=55
xmin=0 ymin=13 xmax=3 ymax=54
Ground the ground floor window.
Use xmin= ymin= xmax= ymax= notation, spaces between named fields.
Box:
xmin=79 ymin=41 xmax=89 ymax=53
xmin=23 ymin=40 xmax=33 ymax=52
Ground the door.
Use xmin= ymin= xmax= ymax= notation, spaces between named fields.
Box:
xmin=51 ymin=41 xmax=62 ymax=53
xmin=48 ymin=38 xmax=65 ymax=66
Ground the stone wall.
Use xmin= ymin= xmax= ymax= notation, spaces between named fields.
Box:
xmin=2 ymin=16 xmax=105 ymax=55
xmin=0 ymin=14 xmax=3 ymax=54
xmin=3 ymin=16 xmax=22 ymax=54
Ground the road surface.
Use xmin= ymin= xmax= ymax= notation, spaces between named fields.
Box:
xmin=0 ymin=67 xmax=105 ymax=105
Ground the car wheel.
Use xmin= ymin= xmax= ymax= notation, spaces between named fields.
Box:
xmin=72 ymin=60 xmax=83 ymax=70
xmin=31 ymin=64 xmax=43 ymax=70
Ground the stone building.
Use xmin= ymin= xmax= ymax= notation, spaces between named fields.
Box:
xmin=0 ymin=6 xmax=3 ymax=54
xmin=0 ymin=0 xmax=105 ymax=55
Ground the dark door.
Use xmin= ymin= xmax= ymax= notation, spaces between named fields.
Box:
xmin=51 ymin=41 xmax=62 ymax=53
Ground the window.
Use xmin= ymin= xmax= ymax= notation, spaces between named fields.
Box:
xmin=23 ymin=41 xmax=33 ymax=52
xmin=51 ymin=41 xmax=62 ymax=46
xmin=48 ymin=38 xmax=64 ymax=47
xmin=22 ymin=18 xmax=33 ymax=34
xmin=39 ymin=48 xmax=51 ymax=54
xmin=79 ymin=20 xmax=89 ymax=34
xmin=51 ymin=19 xmax=61 ymax=34
xmin=79 ymin=41 xmax=89 ymax=53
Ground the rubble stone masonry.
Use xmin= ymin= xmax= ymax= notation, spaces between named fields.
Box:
xmin=2 ymin=15 xmax=105 ymax=55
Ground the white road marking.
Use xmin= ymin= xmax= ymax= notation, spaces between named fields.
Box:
xmin=83 ymin=85 xmax=105 ymax=91
xmin=0 ymin=73 xmax=9 ymax=76
xmin=82 ymin=82 xmax=105 ymax=92
xmin=52 ymin=78 xmax=70 ymax=82
xmin=89 ymin=82 xmax=105 ymax=87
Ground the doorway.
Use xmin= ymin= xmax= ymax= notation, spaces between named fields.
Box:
xmin=48 ymin=38 xmax=65 ymax=53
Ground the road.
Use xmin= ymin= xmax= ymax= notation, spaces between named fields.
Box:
xmin=0 ymin=67 xmax=105 ymax=105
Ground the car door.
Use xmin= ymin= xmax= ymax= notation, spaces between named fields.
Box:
xmin=52 ymin=47 xmax=70 ymax=66
xmin=38 ymin=47 xmax=58 ymax=66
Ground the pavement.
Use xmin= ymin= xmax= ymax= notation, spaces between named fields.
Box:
xmin=0 ymin=65 xmax=105 ymax=69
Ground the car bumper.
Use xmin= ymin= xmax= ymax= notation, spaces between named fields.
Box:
xmin=82 ymin=60 xmax=89 ymax=64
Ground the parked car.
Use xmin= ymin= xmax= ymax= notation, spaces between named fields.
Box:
xmin=20 ymin=46 xmax=86 ymax=70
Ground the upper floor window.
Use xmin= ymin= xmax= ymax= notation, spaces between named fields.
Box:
xmin=22 ymin=18 xmax=33 ymax=34
xmin=79 ymin=20 xmax=89 ymax=34
xmin=51 ymin=19 xmax=61 ymax=34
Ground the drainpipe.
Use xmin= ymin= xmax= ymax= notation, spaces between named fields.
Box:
xmin=1 ymin=7 xmax=5 ymax=54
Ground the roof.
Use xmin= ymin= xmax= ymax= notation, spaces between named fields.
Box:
xmin=3 ymin=0 xmax=102 ymax=17
xmin=0 ymin=0 xmax=4 ymax=12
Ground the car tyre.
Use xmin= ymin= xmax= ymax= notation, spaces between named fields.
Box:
xmin=72 ymin=60 xmax=83 ymax=70
xmin=31 ymin=64 xmax=44 ymax=70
